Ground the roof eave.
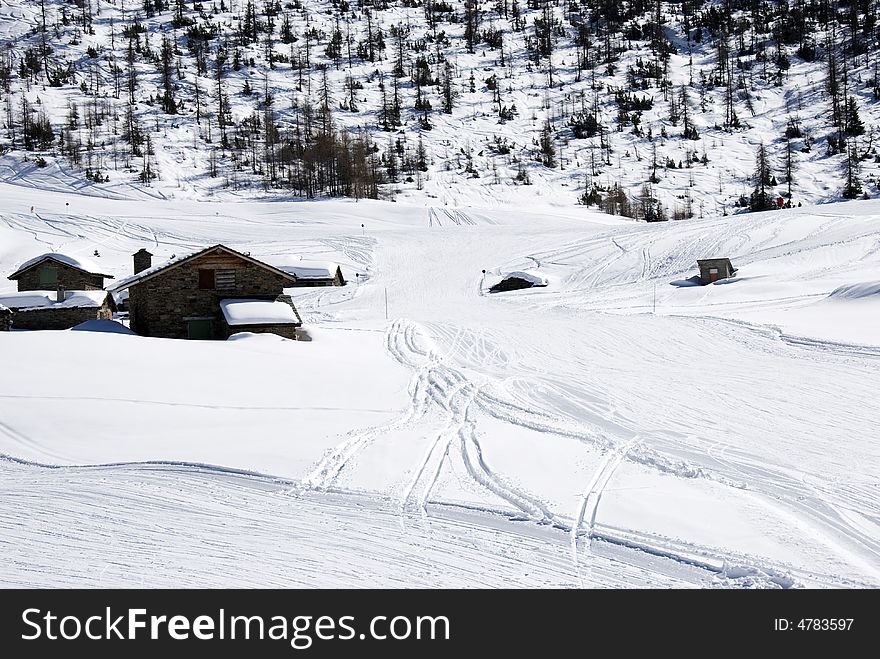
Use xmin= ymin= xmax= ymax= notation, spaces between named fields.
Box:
xmin=8 ymin=256 xmax=114 ymax=280
xmin=116 ymin=245 xmax=297 ymax=290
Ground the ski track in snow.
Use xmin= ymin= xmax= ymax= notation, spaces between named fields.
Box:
xmin=0 ymin=460 xmax=720 ymax=588
xmin=571 ymin=435 xmax=640 ymax=583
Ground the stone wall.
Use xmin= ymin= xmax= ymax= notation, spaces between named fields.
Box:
xmin=9 ymin=305 xmax=104 ymax=330
xmin=225 ymin=324 xmax=299 ymax=340
xmin=15 ymin=261 xmax=106 ymax=291
xmin=128 ymin=251 xmax=293 ymax=339
xmin=0 ymin=307 xmax=12 ymax=331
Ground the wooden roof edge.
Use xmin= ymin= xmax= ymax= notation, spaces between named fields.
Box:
xmin=114 ymin=244 xmax=298 ymax=290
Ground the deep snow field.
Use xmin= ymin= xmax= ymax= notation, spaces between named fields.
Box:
xmin=1 ymin=180 xmax=879 ymax=588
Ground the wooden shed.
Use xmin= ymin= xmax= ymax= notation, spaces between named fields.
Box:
xmin=697 ymin=258 xmax=736 ymax=285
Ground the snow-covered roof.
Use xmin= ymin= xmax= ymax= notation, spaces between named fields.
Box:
xmin=110 ymin=246 xmax=204 ymax=291
xmin=9 ymin=253 xmax=113 ymax=279
xmin=0 ymin=290 xmax=111 ymax=311
xmin=275 ymin=260 xmax=342 ymax=280
xmin=220 ymin=298 xmax=302 ymax=326
xmin=493 ymin=270 xmax=549 ymax=287
xmin=110 ymin=244 xmax=297 ymax=291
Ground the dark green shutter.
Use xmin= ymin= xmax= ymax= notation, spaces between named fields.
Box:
xmin=186 ymin=319 xmax=213 ymax=339
xmin=39 ymin=266 xmax=58 ymax=286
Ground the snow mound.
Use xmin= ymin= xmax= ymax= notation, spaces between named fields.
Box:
xmin=827 ymin=281 xmax=880 ymax=301
xmin=70 ymin=320 xmax=135 ymax=335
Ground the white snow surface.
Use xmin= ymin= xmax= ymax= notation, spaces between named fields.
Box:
xmin=0 ymin=289 xmax=108 ymax=310
xmin=220 ymin=298 xmax=300 ymax=326
xmin=0 ymin=183 xmax=878 ymax=588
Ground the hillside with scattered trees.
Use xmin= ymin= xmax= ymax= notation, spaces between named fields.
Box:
xmin=2 ymin=0 xmax=880 ymax=217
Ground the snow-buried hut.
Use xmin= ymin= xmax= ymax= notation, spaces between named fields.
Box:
xmin=112 ymin=244 xmax=303 ymax=340
xmin=488 ymin=270 xmax=549 ymax=293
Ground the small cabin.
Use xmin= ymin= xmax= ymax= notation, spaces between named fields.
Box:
xmin=697 ymin=258 xmax=736 ymax=285
xmin=0 ymin=289 xmax=116 ymax=330
xmin=8 ymin=253 xmax=113 ymax=291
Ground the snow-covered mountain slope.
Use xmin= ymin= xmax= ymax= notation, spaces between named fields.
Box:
xmin=3 ymin=0 xmax=880 ymax=213
xmin=0 ymin=183 xmax=878 ymax=588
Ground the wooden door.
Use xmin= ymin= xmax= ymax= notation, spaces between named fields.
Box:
xmin=187 ymin=319 xmax=213 ymax=339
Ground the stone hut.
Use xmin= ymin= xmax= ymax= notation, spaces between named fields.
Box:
xmin=8 ymin=253 xmax=113 ymax=291
xmin=112 ymin=244 xmax=303 ymax=340
xmin=697 ymin=258 xmax=736 ymax=285
xmin=276 ymin=260 xmax=346 ymax=287
xmin=0 ymin=289 xmax=116 ymax=330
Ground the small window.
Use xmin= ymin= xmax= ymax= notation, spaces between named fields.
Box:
xmin=215 ymin=269 xmax=236 ymax=291
xmin=39 ymin=266 xmax=58 ymax=286
xmin=709 ymin=268 xmax=719 ymax=274
xmin=198 ymin=269 xmax=216 ymax=290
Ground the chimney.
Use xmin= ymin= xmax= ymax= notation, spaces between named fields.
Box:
xmin=56 ymin=285 xmax=65 ymax=304
xmin=133 ymin=248 xmax=153 ymax=275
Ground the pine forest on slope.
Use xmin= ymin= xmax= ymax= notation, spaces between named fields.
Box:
xmin=2 ymin=0 xmax=880 ymax=214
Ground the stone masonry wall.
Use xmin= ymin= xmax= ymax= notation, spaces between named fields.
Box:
xmin=9 ymin=306 xmax=103 ymax=330
xmin=15 ymin=261 xmax=106 ymax=291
